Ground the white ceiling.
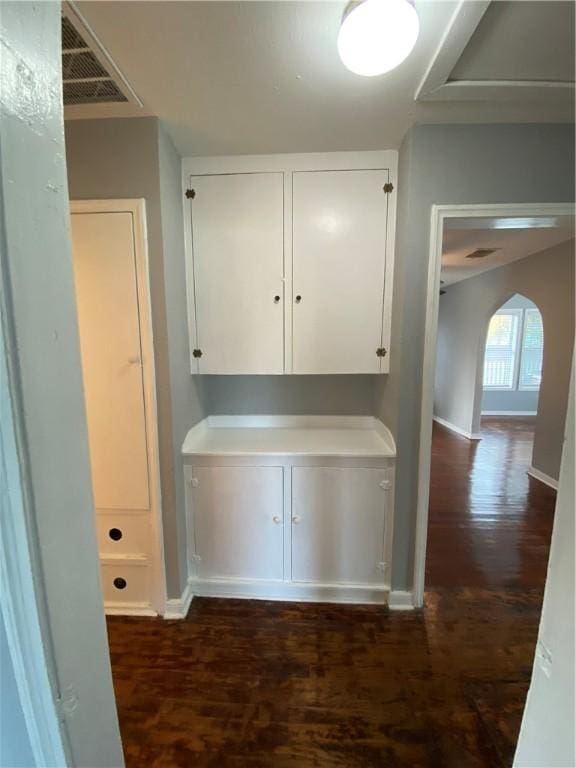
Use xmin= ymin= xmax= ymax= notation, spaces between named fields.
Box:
xmin=441 ymin=216 xmax=575 ymax=286
xmin=68 ymin=0 xmax=575 ymax=156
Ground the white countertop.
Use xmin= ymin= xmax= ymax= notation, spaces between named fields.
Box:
xmin=182 ymin=416 xmax=396 ymax=458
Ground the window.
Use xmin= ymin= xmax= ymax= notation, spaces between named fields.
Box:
xmin=483 ymin=304 xmax=543 ymax=392
xmin=519 ymin=309 xmax=544 ymax=390
xmin=483 ymin=310 xmax=521 ymax=389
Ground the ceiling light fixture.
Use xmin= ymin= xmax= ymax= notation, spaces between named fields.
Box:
xmin=338 ymin=0 xmax=419 ymax=77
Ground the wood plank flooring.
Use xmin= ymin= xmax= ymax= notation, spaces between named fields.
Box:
xmin=107 ymin=417 xmax=556 ymax=767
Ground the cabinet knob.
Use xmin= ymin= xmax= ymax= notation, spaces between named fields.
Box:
xmin=272 ymin=515 xmax=282 ymax=524
xmin=292 ymin=515 xmax=301 ymax=524
xmin=295 ymin=295 xmax=302 ymax=304
xmin=273 ymin=295 xmax=281 ymax=303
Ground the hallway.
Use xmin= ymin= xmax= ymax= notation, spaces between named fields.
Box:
xmin=427 ymin=417 xmax=556 ymax=589
xmin=107 ymin=419 xmax=556 ymax=768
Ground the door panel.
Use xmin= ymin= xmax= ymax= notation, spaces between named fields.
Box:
xmin=192 ymin=466 xmax=284 ymax=581
xmin=190 ymin=173 xmax=284 ymax=374
xmin=291 ymin=467 xmax=386 ymax=585
xmin=292 ymin=169 xmax=388 ymax=374
xmin=71 ymin=212 xmax=150 ymax=511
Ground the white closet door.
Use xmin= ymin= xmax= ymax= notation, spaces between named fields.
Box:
xmin=291 ymin=467 xmax=386 ymax=585
xmin=190 ymin=173 xmax=284 ymax=374
xmin=292 ymin=169 xmax=388 ymax=374
xmin=191 ymin=466 xmax=284 ymax=581
xmin=71 ymin=211 xmax=150 ymax=512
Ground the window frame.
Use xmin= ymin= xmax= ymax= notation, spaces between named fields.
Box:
xmin=483 ymin=308 xmax=523 ymax=391
xmin=518 ymin=307 xmax=544 ymax=391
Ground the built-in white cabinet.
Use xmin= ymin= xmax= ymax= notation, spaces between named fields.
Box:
xmin=183 ymin=152 xmax=397 ymax=375
xmin=182 ymin=416 xmax=396 ymax=604
xmin=190 ymin=466 xmax=284 ymax=581
xmin=292 ymin=170 xmax=389 ymax=374
xmin=188 ymin=173 xmax=285 ymax=374
xmin=291 ymin=467 xmax=388 ymax=585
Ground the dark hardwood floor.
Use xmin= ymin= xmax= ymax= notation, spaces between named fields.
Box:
xmin=107 ymin=417 xmax=556 ymax=768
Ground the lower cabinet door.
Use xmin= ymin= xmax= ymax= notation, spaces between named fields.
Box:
xmin=192 ymin=466 xmax=284 ymax=581
xmin=291 ymin=467 xmax=386 ymax=585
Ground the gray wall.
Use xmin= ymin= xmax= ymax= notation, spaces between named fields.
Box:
xmin=435 ymin=240 xmax=574 ymax=479
xmin=514 ymin=356 xmax=575 ymax=767
xmin=481 ymin=294 xmax=539 ymax=414
xmin=206 ymin=375 xmax=377 ymax=415
xmin=158 ymin=123 xmax=207 ymax=591
xmin=1 ymin=2 xmax=123 ymax=763
xmin=375 ymin=123 xmax=575 ymax=590
xmin=65 ymin=117 xmax=206 ymax=598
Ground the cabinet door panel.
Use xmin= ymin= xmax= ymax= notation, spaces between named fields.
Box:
xmin=190 ymin=173 xmax=284 ymax=374
xmin=192 ymin=466 xmax=284 ymax=581
xmin=292 ymin=169 xmax=388 ymax=374
xmin=291 ymin=467 xmax=386 ymax=585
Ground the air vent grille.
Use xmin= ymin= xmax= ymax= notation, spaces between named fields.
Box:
xmin=61 ymin=10 xmax=130 ymax=106
xmin=465 ymin=248 xmax=500 ymax=259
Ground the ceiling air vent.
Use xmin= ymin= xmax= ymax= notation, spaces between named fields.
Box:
xmin=465 ymin=247 xmax=500 ymax=259
xmin=61 ymin=4 xmax=141 ymax=108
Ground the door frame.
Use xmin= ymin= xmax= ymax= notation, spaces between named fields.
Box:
xmin=70 ymin=198 xmax=167 ymax=615
xmin=413 ymin=202 xmax=575 ymax=608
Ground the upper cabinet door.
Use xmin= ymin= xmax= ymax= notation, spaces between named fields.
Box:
xmin=189 ymin=173 xmax=284 ymax=374
xmin=292 ymin=169 xmax=389 ymax=374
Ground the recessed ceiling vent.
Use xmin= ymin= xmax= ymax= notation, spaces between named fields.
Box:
xmin=61 ymin=5 xmax=141 ymax=108
xmin=465 ymin=247 xmax=500 ymax=259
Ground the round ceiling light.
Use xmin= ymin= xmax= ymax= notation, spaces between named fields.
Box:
xmin=337 ymin=0 xmax=420 ymax=77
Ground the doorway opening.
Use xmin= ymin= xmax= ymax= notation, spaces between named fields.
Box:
xmin=426 ymin=210 xmax=574 ymax=591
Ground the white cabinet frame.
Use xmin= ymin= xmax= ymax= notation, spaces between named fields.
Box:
xmin=182 ymin=151 xmax=398 ymax=374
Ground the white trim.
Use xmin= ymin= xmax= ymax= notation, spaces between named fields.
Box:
xmin=527 ymin=466 xmax=559 ymax=491
xmin=414 ymin=203 xmax=575 ymax=609
xmin=0 ymin=331 xmax=67 ymax=765
xmin=163 ymin=578 xmax=195 ymax=619
xmin=104 ymin=604 xmax=158 ymax=617
xmin=189 ymin=577 xmax=390 ymax=605
xmin=482 ymin=411 xmax=537 ymax=417
xmin=416 ymin=0 xmax=572 ymax=106
xmin=70 ymin=199 xmax=167 ymax=616
xmin=433 ymin=415 xmax=482 ymax=441
xmin=388 ymin=591 xmax=415 ymax=611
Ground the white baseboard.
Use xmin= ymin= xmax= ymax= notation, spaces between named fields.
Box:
xmin=104 ymin=603 xmax=157 ymax=617
xmin=433 ymin=416 xmax=481 ymax=441
xmin=482 ymin=411 xmax=537 ymax=416
xmin=527 ymin=466 xmax=558 ymax=490
xmin=163 ymin=577 xmax=194 ymax=619
xmin=388 ymin=591 xmax=415 ymax=611
xmin=188 ymin=577 xmax=390 ymax=605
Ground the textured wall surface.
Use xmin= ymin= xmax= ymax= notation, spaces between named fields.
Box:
xmin=514 ymin=360 xmax=575 ymax=767
xmin=1 ymin=2 xmax=123 ymax=764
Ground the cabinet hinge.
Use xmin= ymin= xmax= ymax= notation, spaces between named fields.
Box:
xmin=383 ymin=183 xmax=394 ymax=194
xmin=376 ymin=347 xmax=387 ymax=358
xmin=185 ymin=188 xmax=196 ymax=199
xmin=193 ymin=348 xmax=202 ymax=358
xmin=377 ymin=561 xmax=387 ymax=572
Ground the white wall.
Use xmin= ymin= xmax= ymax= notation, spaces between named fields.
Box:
xmin=514 ymin=353 xmax=575 ymax=767
xmin=434 ymin=238 xmax=574 ymax=480
xmin=481 ymin=295 xmax=540 ymax=414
